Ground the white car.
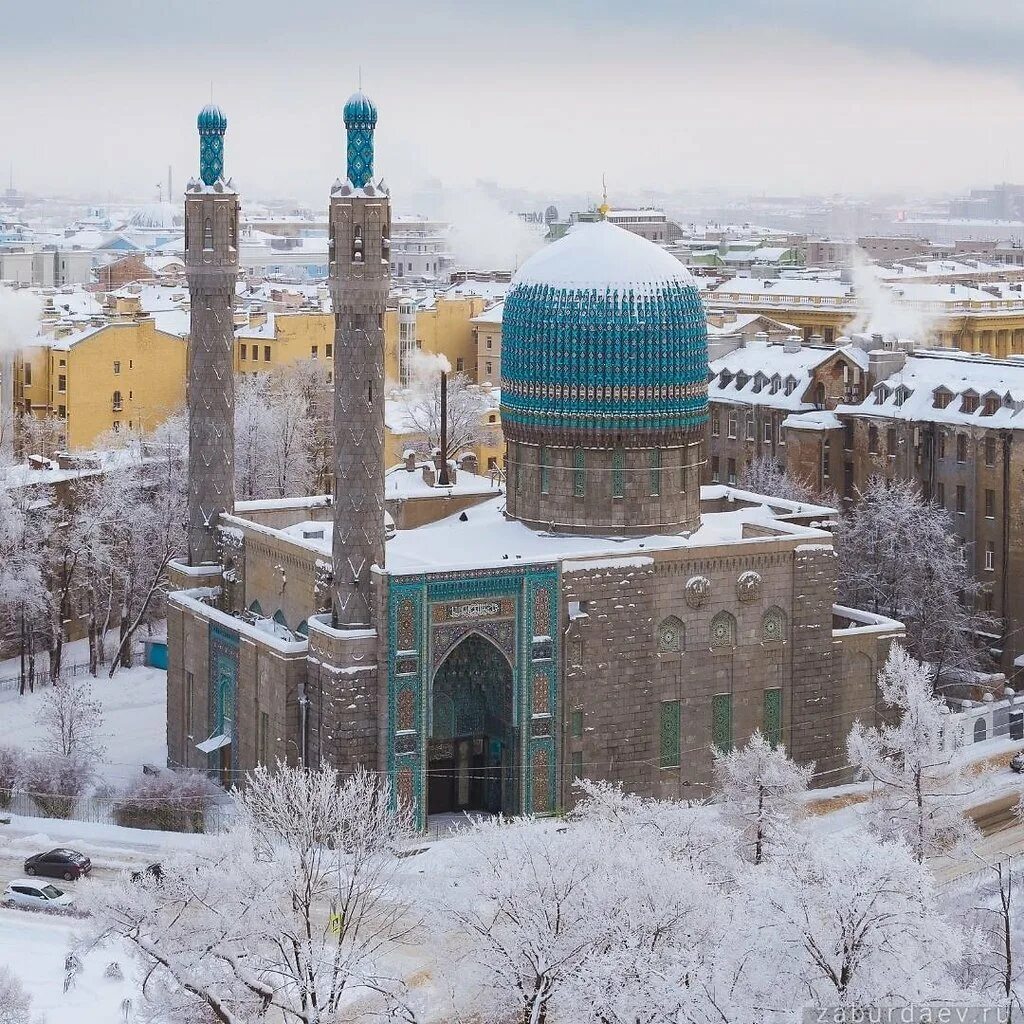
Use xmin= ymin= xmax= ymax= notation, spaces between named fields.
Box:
xmin=2 ymin=878 xmax=74 ymax=910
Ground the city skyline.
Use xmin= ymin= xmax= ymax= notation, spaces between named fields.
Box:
xmin=7 ymin=0 xmax=1024 ymax=201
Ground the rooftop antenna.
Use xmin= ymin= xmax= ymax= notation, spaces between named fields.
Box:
xmin=358 ymin=66 xmax=363 ymax=90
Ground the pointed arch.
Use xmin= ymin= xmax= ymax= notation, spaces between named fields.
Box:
xmin=248 ymin=599 xmax=263 ymax=617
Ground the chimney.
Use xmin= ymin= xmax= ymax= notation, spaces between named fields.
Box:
xmin=809 ymin=333 xmax=825 ymax=346
xmin=783 ymin=333 xmax=802 ymax=353
xmin=437 ymin=371 xmax=451 ymax=486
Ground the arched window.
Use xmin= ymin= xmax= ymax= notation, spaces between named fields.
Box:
xmin=248 ymin=600 xmax=263 ymax=617
xmin=112 ymin=390 xmax=122 ymax=411
xmin=203 ymin=217 xmax=213 ymax=250
xmin=710 ymin=611 xmax=736 ymax=650
xmin=296 ymin=619 xmax=309 ymax=638
xmin=273 ymin=610 xmax=288 ymax=630
xmin=573 ymin=448 xmax=585 ymax=497
xmin=761 ymin=607 xmax=786 ymax=643
xmin=657 ymin=616 xmax=684 ymax=653
xmin=352 ymin=223 xmax=363 ymax=262
xmin=973 ymin=718 xmax=987 ymax=743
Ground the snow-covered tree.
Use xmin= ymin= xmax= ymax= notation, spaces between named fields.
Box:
xmin=16 ymin=409 xmax=66 ymax=460
xmin=712 ymin=730 xmax=812 ymax=864
xmin=235 ymin=364 xmax=324 ymax=500
xmin=388 ymin=357 xmax=497 ymax=463
xmin=92 ymin=764 xmax=417 ymax=1024
xmin=847 ymin=643 xmax=978 ymax=863
xmin=835 ymin=476 xmax=993 ymax=682
xmin=0 ymin=965 xmax=35 ymax=1024
xmin=738 ymin=455 xmax=813 ymax=503
xmin=37 ymin=677 xmax=105 ymax=762
xmin=953 ymin=856 xmax=1024 ymax=1021
xmin=106 ymin=415 xmax=188 ymax=674
xmin=739 ymin=834 xmax=962 ymax=1015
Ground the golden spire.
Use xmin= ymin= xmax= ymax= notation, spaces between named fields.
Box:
xmin=597 ymin=173 xmax=610 ymax=220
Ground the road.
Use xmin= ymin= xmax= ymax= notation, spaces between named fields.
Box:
xmin=937 ymin=788 xmax=1024 ymax=883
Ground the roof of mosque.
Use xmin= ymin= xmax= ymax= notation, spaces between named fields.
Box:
xmin=500 ymin=220 xmax=709 ymax=446
xmin=197 ymin=103 xmax=227 ymax=132
xmin=343 ymin=90 xmax=377 ymax=127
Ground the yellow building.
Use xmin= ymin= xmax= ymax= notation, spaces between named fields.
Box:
xmin=384 ymin=294 xmax=490 ymax=382
xmin=235 ymin=311 xmax=336 ymax=377
xmin=15 ymin=317 xmax=187 ymax=449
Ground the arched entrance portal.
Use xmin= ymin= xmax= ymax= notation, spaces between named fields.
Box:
xmin=428 ymin=633 xmax=516 ymax=816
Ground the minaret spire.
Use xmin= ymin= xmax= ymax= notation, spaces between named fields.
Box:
xmin=185 ymin=104 xmax=238 ymax=565
xmin=329 ymin=90 xmax=390 ymax=626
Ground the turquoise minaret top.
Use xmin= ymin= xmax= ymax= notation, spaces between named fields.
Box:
xmin=197 ymin=104 xmax=227 ymax=186
xmin=343 ymin=90 xmax=378 ymax=188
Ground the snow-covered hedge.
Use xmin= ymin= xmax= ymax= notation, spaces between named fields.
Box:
xmin=0 ymin=747 xmax=19 ymax=809
xmin=111 ymin=771 xmax=221 ymax=833
xmin=20 ymin=753 xmax=89 ymax=819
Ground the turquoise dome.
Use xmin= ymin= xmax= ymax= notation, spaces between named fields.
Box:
xmin=500 ymin=221 xmax=709 ymax=446
xmin=343 ymin=90 xmax=377 ymax=128
xmin=197 ymin=104 xmax=227 ymax=133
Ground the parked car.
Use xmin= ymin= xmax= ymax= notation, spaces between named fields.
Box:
xmin=1011 ymin=752 xmax=1024 ymax=774
xmin=23 ymin=849 xmax=91 ymax=881
xmin=2 ymin=878 xmax=74 ymax=910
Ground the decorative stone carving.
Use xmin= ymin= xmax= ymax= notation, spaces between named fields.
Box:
xmin=657 ymin=616 xmax=683 ymax=653
xmin=736 ymin=570 xmax=762 ymax=603
xmin=685 ymin=575 xmax=711 ymax=609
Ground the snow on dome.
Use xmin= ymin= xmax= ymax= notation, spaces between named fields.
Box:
xmin=128 ymin=202 xmax=184 ymax=230
xmin=512 ymin=220 xmax=695 ymax=294
xmin=197 ymin=103 xmax=227 ymax=132
xmin=343 ymin=90 xmax=378 ymax=127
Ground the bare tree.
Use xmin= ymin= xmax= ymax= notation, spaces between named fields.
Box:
xmin=712 ymin=729 xmax=812 ymax=864
xmin=738 ymin=455 xmax=814 ymax=503
xmin=37 ymin=677 xmax=105 ymax=762
xmin=955 ymin=856 xmax=1024 ymax=1021
xmin=836 ymin=476 xmax=994 ymax=682
xmin=847 ymin=643 xmax=978 ymax=863
xmin=389 ymin=362 xmax=497 ymax=462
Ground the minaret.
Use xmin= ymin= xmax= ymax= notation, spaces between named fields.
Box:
xmin=185 ymin=104 xmax=238 ymax=565
xmin=329 ymin=91 xmax=390 ymax=626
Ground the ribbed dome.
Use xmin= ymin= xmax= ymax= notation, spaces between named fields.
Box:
xmin=343 ymin=90 xmax=378 ymax=128
xmin=197 ymin=103 xmax=227 ymax=133
xmin=128 ymin=202 xmax=184 ymax=230
xmin=500 ymin=221 xmax=708 ymax=446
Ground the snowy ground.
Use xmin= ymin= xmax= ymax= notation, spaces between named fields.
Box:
xmin=0 ymin=661 xmax=167 ymax=789
xmin=0 ymin=907 xmax=138 ymax=1024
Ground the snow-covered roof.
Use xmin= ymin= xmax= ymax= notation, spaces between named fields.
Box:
xmin=512 ymin=220 xmax=696 ymax=293
xmin=837 ymin=350 xmax=1024 ymax=427
xmin=711 ymin=278 xmax=853 ymax=301
xmin=709 ymin=341 xmax=867 ymax=411
xmin=471 ymin=300 xmax=504 ymax=326
xmin=382 ymin=465 xmax=499 ymax=500
xmin=782 ymin=409 xmax=843 ymax=431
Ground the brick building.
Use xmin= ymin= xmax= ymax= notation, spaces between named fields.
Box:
xmin=707 ymin=337 xmax=1024 ymax=675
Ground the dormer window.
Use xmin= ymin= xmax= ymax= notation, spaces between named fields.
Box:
xmin=893 ymin=385 xmax=911 ymax=407
xmin=752 ymin=372 xmax=767 ymax=393
xmin=873 ymin=384 xmax=890 ymax=405
xmin=784 ymin=375 xmax=797 ymax=396
xmin=933 ymin=387 xmax=952 ymax=410
xmin=982 ymin=392 xmax=1000 ymax=416
xmin=961 ymin=390 xmax=979 ymax=414
xmin=735 ymin=371 xmax=749 ymax=390
xmin=769 ymin=374 xmax=781 ymax=395
xmin=719 ymin=369 xmax=733 ymax=388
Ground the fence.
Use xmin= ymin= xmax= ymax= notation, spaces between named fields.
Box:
xmin=0 ymin=644 xmax=147 ymax=694
xmin=2 ymin=789 xmax=235 ymax=834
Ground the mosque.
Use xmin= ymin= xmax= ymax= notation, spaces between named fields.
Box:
xmin=166 ymin=95 xmax=902 ymax=826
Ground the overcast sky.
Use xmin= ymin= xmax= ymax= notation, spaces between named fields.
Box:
xmin=6 ymin=0 xmax=1024 ymax=205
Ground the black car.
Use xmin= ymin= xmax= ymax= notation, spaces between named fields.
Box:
xmin=24 ymin=848 xmax=91 ymax=881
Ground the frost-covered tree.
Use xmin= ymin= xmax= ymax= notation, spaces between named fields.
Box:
xmin=235 ymin=364 xmax=324 ymax=500
xmin=0 ymin=965 xmax=35 ymax=1024
xmin=16 ymin=409 xmax=66 ymax=460
xmin=740 ymin=834 xmax=962 ymax=1014
xmin=835 ymin=476 xmax=993 ymax=681
xmin=389 ymin=357 xmax=497 ymax=463
xmin=712 ymin=730 xmax=812 ymax=864
xmin=847 ymin=643 xmax=978 ymax=863
xmin=953 ymin=856 xmax=1024 ymax=1021
xmin=37 ymin=677 xmax=105 ymax=762
xmin=92 ymin=764 xmax=417 ymax=1024
xmin=106 ymin=415 xmax=187 ymax=674
xmin=738 ymin=455 xmax=813 ymax=503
